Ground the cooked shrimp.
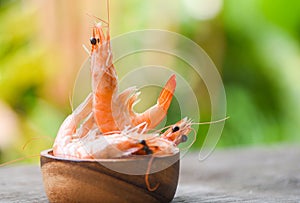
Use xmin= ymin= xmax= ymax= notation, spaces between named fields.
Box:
xmin=133 ymin=117 xmax=192 ymax=155
xmin=53 ymin=23 xmax=179 ymax=159
xmin=53 ymin=93 xmax=93 ymax=157
xmin=53 ymin=118 xmax=141 ymax=159
xmin=90 ymin=23 xmax=119 ymax=133
xmin=160 ymin=117 xmax=192 ymax=145
xmin=53 ymin=112 xmax=192 ymax=159
xmin=90 ymin=23 xmax=176 ymax=133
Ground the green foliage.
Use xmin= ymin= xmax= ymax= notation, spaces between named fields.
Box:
xmin=0 ymin=1 xmax=44 ymax=113
xmin=219 ymin=0 xmax=300 ymax=146
xmin=1 ymin=0 xmax=300 ymax=165
xmin=0 ymin=1 xmax=63 ymax=164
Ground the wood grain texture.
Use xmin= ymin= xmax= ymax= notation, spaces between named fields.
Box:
xmin=40 ymin=149 xmax=179 ymax=203
xmin=0 ymin=145 xmax=299 ymax=202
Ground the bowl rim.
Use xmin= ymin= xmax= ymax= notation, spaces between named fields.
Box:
xmin=40 ymin=149 xmax=180 ymax=163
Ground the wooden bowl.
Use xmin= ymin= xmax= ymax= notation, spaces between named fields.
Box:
xmin=40 ymin=149 xmax=179 ymax=203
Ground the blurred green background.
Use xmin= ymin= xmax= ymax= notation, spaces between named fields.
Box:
xmin=0 ymin=0 xmax=299 ymax=164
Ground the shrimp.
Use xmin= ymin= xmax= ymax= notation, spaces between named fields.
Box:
xmin=53 ymin=12 xmax=180 ymax=158
xmin=133 ymin=118 xmax=192 ymax=155
xmin=53 ymin=93 xmax=93 ymax=158
xmin=53 ymin=111 xmax=142 ymax=159
xmin=55 ymin=130 xmax=141 ymax=159
xmin=53 ymin=112 xmax=192 ymax=159
xmin=90 ymin=23 xmax=119 ymax=133
xmin=90 ymin=23 xmax=176 ymax=134
xmin=53 ymin=22 xmax=178 ymax=158
xmin=160 ymin=117 xmax=192 ymax=145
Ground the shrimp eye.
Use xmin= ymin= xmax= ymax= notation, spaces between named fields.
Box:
xmin=181 ymin=135 xmax=188 ymax=143
xmin=143 ymin=146 xmax=153 ymax=155
xmin=90 ymin=37 xmax=97 ymax=45
xmin=172 ymin=126 xmax=180 ymax=133
xmin=139 ymin=140 xmax=146 ymax=145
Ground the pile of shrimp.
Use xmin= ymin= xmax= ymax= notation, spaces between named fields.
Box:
xmin=52 ymin=22 xmax=193 ymax=160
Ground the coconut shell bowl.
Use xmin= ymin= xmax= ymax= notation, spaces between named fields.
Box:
xmin=40 ymin=149 xmax=179 ymax=203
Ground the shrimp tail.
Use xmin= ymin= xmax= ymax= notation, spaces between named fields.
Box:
xmin=129 ymin=74 xmax=176 ymax=130
xmin=127 ymin=91 xmax=141 ymax=117
xmin=157 ymin=74 xmax=176 ymax=110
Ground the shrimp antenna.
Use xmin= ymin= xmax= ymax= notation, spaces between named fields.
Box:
xmin=82 ymin=44 xmax=90 ymax=56
xmin=22 ymin=135 xmax=53 ymax=151
xmin=0 ymin=154 xmax=40 ymax=167
xmin=69 ymin=92 xmax=74 ymax=112
xmin=154 ymin=116 xmax=229 ymax=135
xmin=145 ymin=156 xmax=160 ymax=191
xmin=22 ymin=138 xmax=40 ymax=150
xmin=107 ymin=0 xmax=110 ymax=28
xmin=86 ymin=13 xmax=108 ymax=25
xmin=191 ymin=116 xmax=230 ymax=126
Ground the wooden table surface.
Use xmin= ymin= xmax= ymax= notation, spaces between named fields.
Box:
xmin=1 ymin=145 xmax=299 ymax=202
